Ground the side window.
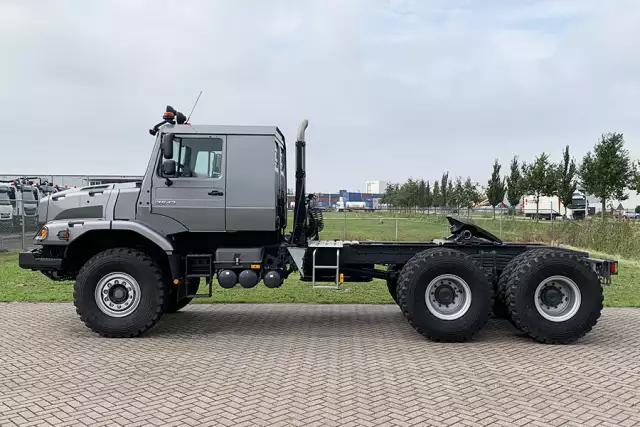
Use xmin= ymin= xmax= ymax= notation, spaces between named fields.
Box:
xmin=177 ymin=137 xmax=223 ymax=179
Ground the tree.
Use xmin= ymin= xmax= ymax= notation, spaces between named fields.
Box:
xmin=463 ymin=177 xmax=481 ymax=215
xmin=580 ymin=133 xmax=637 ymax=219
xmin=451 ymin=176 xmax=463 ymax=211
xmin=381 ymin=183 xmax=400 ymax=206
xmin=399 ymin=178 xmax=420 ymax=209
xmin=447 ymin=180 xmax=454 ymax=209
xmin=440 ymin=172 xmax=449 ymax=207
xmin=506 ymin=156 xmax=524 ymax=213
xmin=556 ymin=145 xmax=577 ymax=217
xmin=522 ymin=152 xmax=556 ymax=220
xmin=418 ymin=179 xmax=427 ymax=208
xmin=486 ymin=159 xmax=507 ymax=218
xmin=432 ymin=181 xmax=441 ymax=208
xmin=425 ymin=181 xmax=433 ymax=213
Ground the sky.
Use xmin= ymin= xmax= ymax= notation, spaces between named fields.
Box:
xmin=2 ymin=0 xmax=640 ymax=205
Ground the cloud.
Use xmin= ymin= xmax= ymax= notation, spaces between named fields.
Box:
xmin=1 ymin=0 xmax=640 ymax=204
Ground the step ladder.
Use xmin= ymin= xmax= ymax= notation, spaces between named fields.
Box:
xmin=182 ymin=254 xmax=214 ymax=298
xmin=311 ymin=248 xmax=342 ymax=289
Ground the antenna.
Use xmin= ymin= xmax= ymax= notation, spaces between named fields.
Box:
xmin=186 ymin=91 xmax=203 ymax=123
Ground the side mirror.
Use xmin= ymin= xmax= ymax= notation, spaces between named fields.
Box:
xmin=161 ymin=133 xmax=174 ymax=159
xmin=162 ymin=160 xmax=177 ymax=176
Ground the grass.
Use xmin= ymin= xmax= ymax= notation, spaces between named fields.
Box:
xmin=0 ymin=211 xmax=638 ymax=306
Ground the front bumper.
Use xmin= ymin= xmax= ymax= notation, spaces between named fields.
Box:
xmin=18 ymin=248 xmax=63 ymax=271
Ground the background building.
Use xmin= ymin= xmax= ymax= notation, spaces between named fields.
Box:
xmin=365 ymin=180 xmax=387 ymax=194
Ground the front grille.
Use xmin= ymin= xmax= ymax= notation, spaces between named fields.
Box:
xmin=0 ymin=213 xmax=9 ymax=219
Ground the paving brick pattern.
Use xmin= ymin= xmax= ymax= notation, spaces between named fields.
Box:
xmin=1 ymin=304 xmax=639 ymax=427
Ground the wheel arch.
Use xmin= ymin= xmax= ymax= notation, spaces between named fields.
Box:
xmin=64 ymin=229 xmax=178 ymax=281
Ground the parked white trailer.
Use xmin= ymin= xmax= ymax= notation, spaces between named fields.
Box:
xmin=522 ymin=195 xmax=563 ymax=220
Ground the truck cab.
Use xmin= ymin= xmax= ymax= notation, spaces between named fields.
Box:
xmin=566 ymin=190 xmax=588 ymax=220
xmin=0 ymin=184 xmax=15 ymax=226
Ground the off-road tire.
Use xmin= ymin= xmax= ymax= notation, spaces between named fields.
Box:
xmin=73 ymin=248 xmax=166 ymax=338
xmin=494 ymin=250 xmax=543 ymax=325
xmin=165 ymin=278 xmax=200 ymax=313
xmin=396 ymin=248 xmax=494 ymax=342
xmin=504 ymin=248 xmax=603 ymax=344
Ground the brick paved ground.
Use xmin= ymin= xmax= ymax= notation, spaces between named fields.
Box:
xmin=0 ymin=304 xmax=639 ymax=427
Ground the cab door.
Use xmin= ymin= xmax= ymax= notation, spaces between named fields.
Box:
xmin=152 ymin=135 xmax=226 ymax=232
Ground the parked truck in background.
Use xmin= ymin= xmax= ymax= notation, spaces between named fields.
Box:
xmin=522 ymin=190 xmax=589 ymax=220
xmin=0 ymin=183 xmax=15 ymax=227
xmin=522 ymin=194 xmax=563 ymax=220
xmin=566 ymin=190 xmax=588 ymax=220
xmin=0 ymin=179 xmax=42 ymax=230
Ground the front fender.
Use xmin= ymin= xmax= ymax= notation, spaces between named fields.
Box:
xmin=111 ymin=220 xmax=175 ymax=252
xmin=35 ymin=219 xmax=175 ymax=253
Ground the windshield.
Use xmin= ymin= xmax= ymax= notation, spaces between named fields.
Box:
xmin=570 ymin=198 xmax=586 ymax=208
xmin=21 ymin=189 xmax=36 ymax=201
xmin=0 ymin=190 xmax=9 ymax=205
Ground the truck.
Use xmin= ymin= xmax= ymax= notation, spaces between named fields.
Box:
xmin=522 ymin=194 xmax=563 ymax=220
xmin=0 ymin=179 xmax=39 ymax=230
xmin=19 ymin=105 xmax=618 ymax=344
xmin=12 ymin=179 xmax=41 ymax=228
xmin=522 ymin=191 xmax=590 ymax=220
xmin=566 ymin=190 xmax=588 ymax=220
xmin=0 ymin=183 xmax=15 ymax=228
xmin=335 ymin=200 xmax=370 ymax=212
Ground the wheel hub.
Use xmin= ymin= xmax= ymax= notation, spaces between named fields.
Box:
xmin=425 ymin=274 xmax=472 ymax=321
xmin=539 ymin=285 xmax=563 ymax=308
xmin=94 ymin=273 xmax=141 ymax=318
xmin=534 ymin=276 xmax=582 ymax=323
xmin=434 ymin=284 xmax=455 ymax=306
xmin=109 ymin=284 xmax=128 ymax=303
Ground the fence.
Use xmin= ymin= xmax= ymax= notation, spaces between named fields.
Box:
xmin=314 ymin=207 xmax=528 ymax=242
xmin=0 ymin=200 xmax=40 ymax=252
xmin=310 ymin=208 xmax=640 ymax=259
xmin=2 ymin=203 xmax=638 ymax=259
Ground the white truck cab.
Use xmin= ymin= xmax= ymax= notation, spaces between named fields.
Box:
xmin=0 ymin=183 xmax=16 ymax=227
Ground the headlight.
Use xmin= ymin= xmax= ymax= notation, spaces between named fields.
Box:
xmin=36 ymin=226 xmax=48 ymax=240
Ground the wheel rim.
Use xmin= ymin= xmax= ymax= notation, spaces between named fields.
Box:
xmin=534 ymin=275 xmax=581 ymax=322
xmin=424 ymin=274 xmax=472 ymax=320
xmin=94 ymin=272 xmax=141 ymax=318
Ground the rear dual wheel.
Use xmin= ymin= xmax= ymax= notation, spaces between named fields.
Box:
xmin=500 ymin=248 xmax=603 ymax=344
xmin=396 ymin=248 xmax=493 ymax=342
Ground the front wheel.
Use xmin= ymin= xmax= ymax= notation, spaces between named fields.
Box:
xmin=73 ymin=248 xmax=166 ymax=337
xmin=396 ymin=248 xmax=493 ymax=342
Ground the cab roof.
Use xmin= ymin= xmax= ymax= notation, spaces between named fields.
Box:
xmin=161 ymin=124 xmax=285 ymax=142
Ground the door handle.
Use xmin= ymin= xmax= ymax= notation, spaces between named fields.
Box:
xmin=208 ymin=190 xmax=224 ymax=196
